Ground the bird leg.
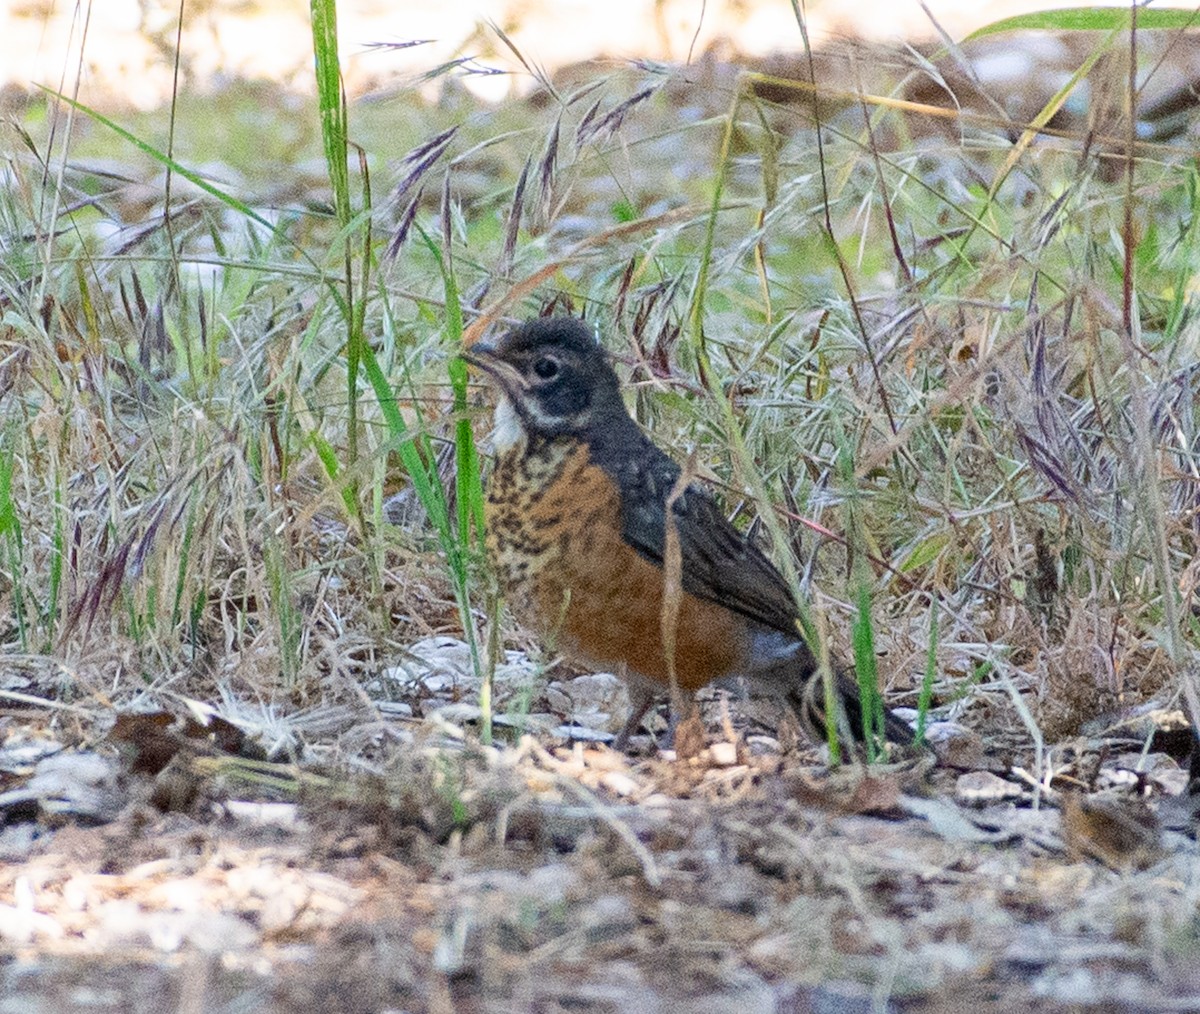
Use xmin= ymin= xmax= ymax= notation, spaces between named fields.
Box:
xmin=612 ymin=685 xmax=657 ymax=751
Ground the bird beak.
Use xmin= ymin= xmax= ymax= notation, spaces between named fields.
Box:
xmin=460 ymin=338 xmax=498 ymax=369
xmin=461 ymin=340 xmax=526 ymax=397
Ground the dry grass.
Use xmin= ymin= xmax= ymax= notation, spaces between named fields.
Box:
xmin=2 ymin=7 xmax=1200 ymax=1009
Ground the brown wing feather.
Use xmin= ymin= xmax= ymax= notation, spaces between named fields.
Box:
xmin=587 ymin=420 xmax=801 ymax=634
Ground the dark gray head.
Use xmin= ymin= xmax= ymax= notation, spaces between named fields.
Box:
xmin=465 ymin=316 xmax=625 ymax=438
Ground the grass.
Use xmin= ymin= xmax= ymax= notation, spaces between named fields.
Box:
xmin=1 ymin=4 xmax=1199 ymax=767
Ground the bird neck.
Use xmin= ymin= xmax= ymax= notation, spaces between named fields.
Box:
xmin=579 ymin=407 xmax=652 ymax=473
xmin=490 ymin=394 xmax=526 ymax=456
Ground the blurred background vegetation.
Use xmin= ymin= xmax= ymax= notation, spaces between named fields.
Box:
xmin=2 ymin=0 xmax=1200 ymax=757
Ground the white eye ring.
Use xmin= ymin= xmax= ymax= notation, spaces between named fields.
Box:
xmin=533 ymin=356 xmax=559 ymax=380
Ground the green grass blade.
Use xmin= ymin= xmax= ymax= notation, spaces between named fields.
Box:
xmin=0 ymin=445 xmax=27 ymax=650
xmin=851 ymin=580 xmax=885 ymax=763
xmin=966 ymin=6 xmax=1200 ymax=40
xmin=915 ymin=597 xmax=938 ymax=746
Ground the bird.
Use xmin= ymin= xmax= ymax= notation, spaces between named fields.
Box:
xmin=464 ymin=314 xmax=912 ymax=752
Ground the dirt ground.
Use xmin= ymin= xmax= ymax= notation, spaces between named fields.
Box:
xmin=0 ymin=0 xmax=1116 ymax=108
xmin=1 ymin=660 xmax=1198 ymax=1012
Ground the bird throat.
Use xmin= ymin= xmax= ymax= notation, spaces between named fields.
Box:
xmin=491 ymin=394 xmax=526 ymax=456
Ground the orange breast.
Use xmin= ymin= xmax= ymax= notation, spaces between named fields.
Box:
xmin=486 ymin=440 xmax=747 ymax=691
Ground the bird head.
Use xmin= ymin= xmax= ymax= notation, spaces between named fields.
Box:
xmin=463 ymin=316 xmax=624 ymax=442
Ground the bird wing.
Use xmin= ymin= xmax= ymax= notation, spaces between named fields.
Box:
xmin=602 ymin=430 xmax=803 ymax=635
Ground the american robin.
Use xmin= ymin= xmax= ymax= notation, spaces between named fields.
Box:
xmin=465 ymin=315 xmax=912 ymax=751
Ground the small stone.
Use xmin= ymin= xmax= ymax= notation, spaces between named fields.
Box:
xmin=599 ymin=771 xmax=639 ymax=797
xmin=955 ymin=770 xmax=1023 ymax=804
xmin=708 ymin=741 xmax=738 ymax=767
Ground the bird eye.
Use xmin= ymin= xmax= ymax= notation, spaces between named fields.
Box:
xmin=533 ymin=356 xmax=559 ymax=380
